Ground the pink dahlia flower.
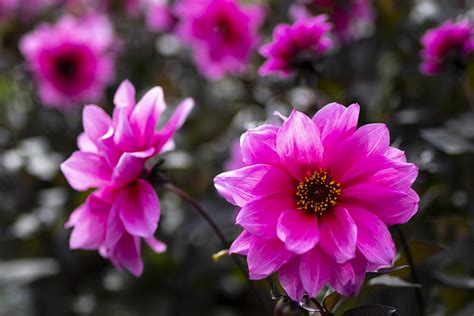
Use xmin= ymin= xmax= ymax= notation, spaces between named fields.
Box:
xmin=214 ymin=103 xmax=419 ymax=300
xmin=61 ymin=80 xmax=194 ymax=275
xmin=314 ymin=0 xmax=374 ymax=43
xmin=259 ymin=15 xmax=333 ymax=78
xmin=420 ymin=20 xmax=474 ymax=75
xmin=174 ymin=0 xmax=266 ymax=79
xmin=19 ymin=14 xmax=118 ymax=109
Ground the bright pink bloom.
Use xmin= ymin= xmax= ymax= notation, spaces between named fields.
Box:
xmin=19 ymin=14 xmax=118 ymax=109
xmin=61 ymin=80 xmax=194 ymax=275
xmin=143 ymin=0 xmax=175 ymax=33
xmin=313 ymin=0 xmax=374 ymax=42
xmin=214 ymin=103 xmax=419 ymax=300
xmin=174 ymin=0 xmax=265 ymax=79
xmin=420 ymin=20 xmax=474 ymax=75
xmin=259 ymin=15 xmax=333 ymax=78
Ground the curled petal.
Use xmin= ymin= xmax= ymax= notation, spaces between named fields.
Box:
xmin=277 ymin=209 xmax=320 ymax=254
xmin=154 ymin=98 xmax=194 ymax=152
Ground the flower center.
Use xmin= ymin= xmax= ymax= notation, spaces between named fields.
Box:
xmin=295 ymin=169 xmax=341 ymax=215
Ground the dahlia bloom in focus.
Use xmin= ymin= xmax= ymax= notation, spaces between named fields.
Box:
xmin=420 ymin=20 xmax=474 ymax=75
xmin=214 ymin=103 xmax=419 ymax=300
xmin=19 ymin=14 xmax=118 ymax=109
xmin=61 ymin=80 xmax=194 ymax=275
xmin=175 ymin=0 xmax=265 ymax=79
xmin=314 ymin=0 xmax=374 ymax=42
xmin=259 ymin=15 xmax=333 ymax=78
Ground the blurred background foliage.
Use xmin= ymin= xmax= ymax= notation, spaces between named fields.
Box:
xmin=0 ymin=0 xmax=474 ymax=315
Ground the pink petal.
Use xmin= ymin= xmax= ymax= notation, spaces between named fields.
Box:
xmin=276 ymin=110 xmax=323 ymax=180
xmin=145 ymin=237 xmax=167 ymax=253
xmin=61 ymin=151 xmax=112 ymax=191
xmin=130 ymin=87 xmax=166 ymax=148
xmin=247 ymin=237 xmax=294 ymax=279
xmin=278 ymin=257 xmax=304 ymax=301
xmin=154 ymin=98 xmax=194 ymax=152
xmin=214 ymin=164 xmax=294 ymax=207
xmin=299 ymin=246 xmax=333 ymax=297
xmin=385 ymin=147 xmax=407 ymax=162
xmin=332 ymin=255 xmax=366 ymax=296
xmin=319 ymin=206 xmax=357 ymax=263
xmin=276 ymin=209 xmax=320 ymax=254
xmin=82 ymin=105 xmax=112 ymax=144
xmin=348 ymin=206 xmax=395 ymax=267
xmin=114 ymin=234 xmax=143 ymax=277
xmin=229 ymin=230 xmax=253 ymax=255
xmin=329 ymin=123 xmax=390 ymax=179
xmin=237 ymin=194 xmax=294 ymax=238
xmin=342 ymin=184 xmax=419 ymax=225
xmin=114 ymin=107 xmax=137 ymax=152
xmin=111 ymin=148 xmax=154 ymax=186
xmin=77 ymin=133 xmax=98 ymax=153
xmin=240 ymin=124 xmax=281 ymax=167
xmin=118 ymin=179 xmax=160 ymax=238
xmin=106 ymin=204 xmax=125 ymax=251
xmin=66 ymin=193 xmax=109 ymax=250
xmin=113 ymin=80 xmax=135 ymax=121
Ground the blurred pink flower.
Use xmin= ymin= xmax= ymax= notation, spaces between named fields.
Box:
xmin=224 ymin=139 xmax=244 ymax=171
xmin=20 ymin=14 xmax=119 ymax=109
xmin=259 ymin=15 xmax=333 ymax=78
xmin=420 ymin=20 xmax=474 ymax=75
xmin=143 ymin=0 xmax=175 ymax=33
xmin=61 ymin=80 xmax=194 ymax=275
xmin=0 ymin=0 xmax=18 ymax=24
xmin=313 ymin=0 xmax=374 ymax=42
xmin=174 ymin=0 xmax=265 ymax=79
xmin=214 ymin=103 xmax=419 ymax=300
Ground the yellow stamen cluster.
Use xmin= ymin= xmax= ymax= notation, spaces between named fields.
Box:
xmin=295 ymin=169 xmax=341 ymax=215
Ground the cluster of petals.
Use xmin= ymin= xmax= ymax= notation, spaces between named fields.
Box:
xmin=214 ymin=103 xmax=419 ymax=300
xmin=61 ymin=80 xmax=194 ymax=276
xmin=313 ymin=0 xmax=374 ymax=42
xmin=259 ymin=15 xmax=333 ymax=78
xmin=174 ymin=0 xmax=266 ymax=79
xmin=19 ymin=14 xmax=119 ymax=109
xmin=420 ymin=20 xmax=474 ymax=75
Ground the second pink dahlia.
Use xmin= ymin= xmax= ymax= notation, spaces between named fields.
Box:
xmin=214 ymin=103 xmax=419 ymax=300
